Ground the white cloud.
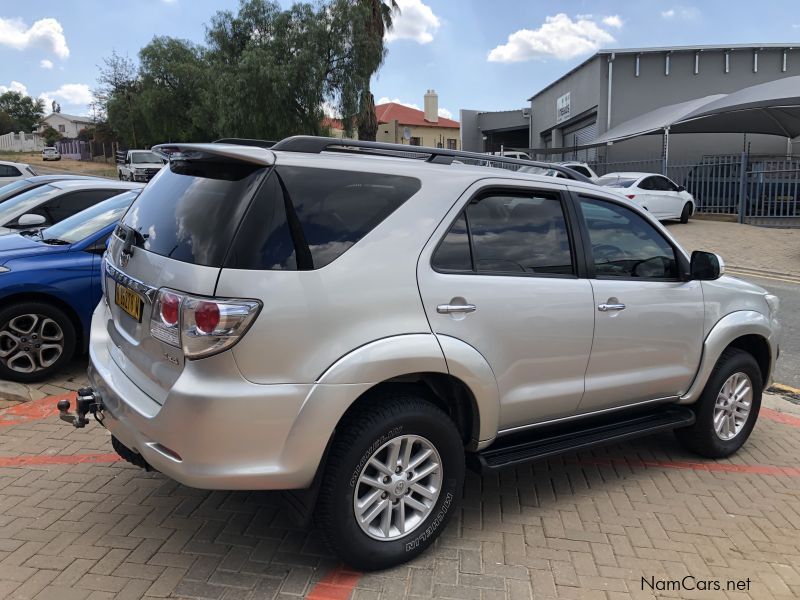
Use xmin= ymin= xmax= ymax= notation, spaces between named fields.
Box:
xmin=438 ymin=107 xmax=453 ymax=119
xmin=488 ymin=13 xmax=617 ymax=62
xmin=0 ymin=81 xmax=29 ymax=95
xmin=44 ymin=83 xmax=93 ymax=107
xmin=661 ymin=7 xmax=700 ymax=20
xmin=0 ymin=17 xmax=69 ymax=58
xmin=602 ymin=15 xmax=623 ymax=28
xmin=40 ymin=59 xmax=53 ymax=69
xmin=385 ymin=0 xmax=440 ymax=45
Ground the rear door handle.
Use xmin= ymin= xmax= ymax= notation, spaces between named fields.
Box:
xmin=437 ymin=303 xmax=477 ymax=314
xmin=598 ymin=303 xmax=626 ymax=312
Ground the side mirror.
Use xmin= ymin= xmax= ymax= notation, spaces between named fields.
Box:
xmin=690 ymin=250 xmax=724 ymax=280
xmin=17 ymin=213 xmax=47 ymax=227
xmin=677 ymin=185 xmax=686 ymax=192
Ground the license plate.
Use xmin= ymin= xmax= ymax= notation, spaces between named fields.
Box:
xmin=115 ymin=283 xmax=143 ymax=322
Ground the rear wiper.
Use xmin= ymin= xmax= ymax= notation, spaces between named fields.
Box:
xmin=40 ymin=238 xmax=70 ymax=245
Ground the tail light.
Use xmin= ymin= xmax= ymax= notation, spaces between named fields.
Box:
xmin=626 ymin=194 xmax=636 ymax=200
xmin=150 ymin=288 xmax=261 ymax=359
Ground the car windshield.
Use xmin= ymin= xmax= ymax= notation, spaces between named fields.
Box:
xmin=131 ymin=152 xmax=163 ymax=164
xmin=0 ymin=184 xmax=60 ymax=224
xmin=596 ymin=176 xmax=638 ymax=188
xmin=0 ymin=179 xmax=35 ymax=202
xmin=39 ymin=190 xmax=138 ymax=244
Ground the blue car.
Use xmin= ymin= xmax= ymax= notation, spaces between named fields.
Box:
xmin=0 ymin=190 xmax=139 ymax=382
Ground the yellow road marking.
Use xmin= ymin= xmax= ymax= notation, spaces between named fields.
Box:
xmin=772 ymin=383 xmax=800 ymax=395
xmin=726 ymin=270 xmax=800 ymax=285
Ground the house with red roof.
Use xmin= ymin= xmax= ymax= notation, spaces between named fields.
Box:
xmin=375 ymin=90 xmax=460 ymax=149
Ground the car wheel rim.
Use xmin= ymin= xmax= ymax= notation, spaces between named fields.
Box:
xmin=713 ymin=372 xmax=752 ymax=441
xmin=0 ymin=314 xmax=64 ymax=374
xmin=353 ymin=434 xmax=442 ymax=541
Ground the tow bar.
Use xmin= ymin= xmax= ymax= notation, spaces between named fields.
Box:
xmin=57 ymin=388 xmax=103 ymax=428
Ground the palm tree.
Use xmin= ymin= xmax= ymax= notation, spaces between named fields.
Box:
xmin=356 ymin=0 xmax=398 ymax=141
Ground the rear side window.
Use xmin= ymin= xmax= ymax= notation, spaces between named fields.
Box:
xmin=120 ymin=161 xmax=268 ymax=267
xmin=40 ymin=190 xmax=121 ymax=223
xmin=227 ymin=166 xmax=421 ymax=270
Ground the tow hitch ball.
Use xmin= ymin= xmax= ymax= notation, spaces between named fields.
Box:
xmin=57 ymin=388 xmax=102 ymax=428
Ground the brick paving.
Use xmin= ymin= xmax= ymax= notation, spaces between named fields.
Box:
xmin=666 ymin=219 xmax=800 ymax=279
xmin=1 ymin=390 xmax=799 ymax=599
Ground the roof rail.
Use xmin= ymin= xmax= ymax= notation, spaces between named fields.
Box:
xmin=213 ymin=138 xmax=277 ymax=149
xmin=270 ymin=136 xmax=592 ymax=182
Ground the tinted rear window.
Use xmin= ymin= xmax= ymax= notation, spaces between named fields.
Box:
xmin=227 ymin=166 xmax=421 ymax=270
xmin=120 ymin=160 xmax=267 ymax=266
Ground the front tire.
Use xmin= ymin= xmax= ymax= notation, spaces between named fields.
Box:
xmin=316 ymin=393 xmax=464 ymax=570
xmin=0 ymin=302 xmax=76 ymax=383
xmin=680 ymin=202 xmax=692 ymax=223
xmin=675 ymin=348 xmax=762 ymax=458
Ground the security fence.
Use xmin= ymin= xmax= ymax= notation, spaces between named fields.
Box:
xmin=588 ymin=153 xmax=800 ymax=227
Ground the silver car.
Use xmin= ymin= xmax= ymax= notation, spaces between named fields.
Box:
xmin=60 ymin=137 xmax=780 ymax=570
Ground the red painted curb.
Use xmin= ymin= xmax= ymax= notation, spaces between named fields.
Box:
xmin=306 ymin=566 xmax=362 ymax=600
xmin=0 ymin=453 xmax=121 ymax=468
xmin=761 ymin=407 xmax=800 ymax=428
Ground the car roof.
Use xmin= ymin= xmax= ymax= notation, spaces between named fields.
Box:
xmin=49 ymin=180 xmax=144 ymax=191
xmin=0 ymin=160 xmax=30 ymax=168
xmin=24 ymin=174 xmax=100 ymax=183
xmin=600 ymin=172 xmax=657 ymax=179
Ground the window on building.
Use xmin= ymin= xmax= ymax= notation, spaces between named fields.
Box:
xmin=409 ymin=137 xmax=421 ymax=146
xmin=447 ymin=139 xmax=457 ymax=150
xmin=58 ymin=124 xmax=65 ymax=133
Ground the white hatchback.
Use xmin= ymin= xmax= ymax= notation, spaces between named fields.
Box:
xmin=597 ymin=172 xmax=695 ymax=222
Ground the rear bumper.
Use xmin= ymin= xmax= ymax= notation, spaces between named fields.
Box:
xmin=88 ymin=301 xmax=367 ymax=490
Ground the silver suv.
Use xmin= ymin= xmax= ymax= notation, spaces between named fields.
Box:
xmin=59 ymin=137 xmax=780 ymax=570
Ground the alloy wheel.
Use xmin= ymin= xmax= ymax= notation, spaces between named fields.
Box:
xmin=0 ymin=314 xmax=65 ymax=374
xmin=713 ymin=371 xmax=752 ymax=441
xmin=353 ymin=434 xmax=442 ymax=541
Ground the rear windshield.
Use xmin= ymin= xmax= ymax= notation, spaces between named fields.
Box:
xmin=120 ymin=160 xmax=267 ymax=266
xmin=596 ymin=176 xmax=638 ymax=188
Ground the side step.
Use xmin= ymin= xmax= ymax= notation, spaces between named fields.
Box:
xmin=473 ymin=406 xmax=695 ymax=472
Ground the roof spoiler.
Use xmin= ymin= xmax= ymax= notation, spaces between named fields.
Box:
xmin=152 ymin=143 xmax=275 ymax=166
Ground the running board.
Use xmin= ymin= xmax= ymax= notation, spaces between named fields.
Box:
xmin=472 ymin=406 xmax=695 ymax=472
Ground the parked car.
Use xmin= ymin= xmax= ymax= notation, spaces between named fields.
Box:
xmin=0 ymin=160 xmax=37 ymax=188
xmin=0 ymin=179 xmax=142 ymax=234
xmin=596 ymin=172 xmax=696 ymax=222
xmin=488 ymin=150 xmax=531 ymax=160
xmin=0 ymin=190 xmax=140 ymax=382
xmin=41 ymin=147 xmax=61 ymax=161
xmin=0 ymin=175 xmax=99 ymax=206
xmin=117 ymin=150 xmax=166 ymax=182
xmin=518 ymin=161 xmax=599 ymax=181
xmin=60 ymin=136 xmax=779 ymax=570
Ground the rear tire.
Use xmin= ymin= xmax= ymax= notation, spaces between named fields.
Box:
xmin=680 ymin=202 xmax=692 ymax=223
xmin=315 ymin=393 xmax=464 ymax=570
xmin=0 ymin=302 xmax=76 ymax=383
xmin=675 ymin=348 xmax=762 ymax=458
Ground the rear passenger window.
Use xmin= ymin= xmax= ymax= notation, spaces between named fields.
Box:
xmin=228 ymin=166 xmax=421 ymax=270
xmin=432 ymin=192 xmax=574 ymax=276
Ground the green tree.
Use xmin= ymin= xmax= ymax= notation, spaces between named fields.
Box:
xmin=138 ymin=37 xmax=211 ymax=143
xmin=354 ymin=0 xmax=397 ymax=140
xmin=95 ymin=51 xmax=141 ymax=147
xmin=0 ymin=91 xmax=45 ymax=132
xmin=40 ymin=125 xmax=61 ymax=146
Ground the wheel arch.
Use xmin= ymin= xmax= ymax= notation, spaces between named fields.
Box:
xmin=679 ymin=311 xmax=775 ymax=403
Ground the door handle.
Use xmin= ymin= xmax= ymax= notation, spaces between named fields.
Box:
xmin=437 ymin=303 xmax=477 ymax=314
xmin=598 ymin=303 xmax=626 ymax=312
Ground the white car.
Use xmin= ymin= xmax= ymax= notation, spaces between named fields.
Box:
xmin=597 ymin=172 xmax=695 ymax=223
xmin=42 ymin=147 xmax=61 ymax=161
xmin=0 ymin=161 xmax=37 ymax=189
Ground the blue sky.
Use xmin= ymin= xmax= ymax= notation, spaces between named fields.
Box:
xmin=1 ymin=0 xmax=799 ymax=120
